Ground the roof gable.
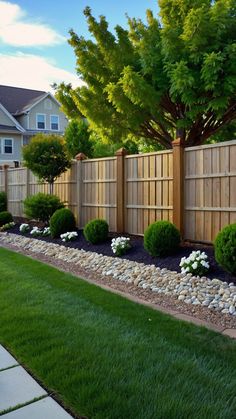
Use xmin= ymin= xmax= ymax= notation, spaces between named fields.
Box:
xmin=23 ymin=92 xmax=61 ymax=114
xmin=0 ymin=103 xmax=25 ymax=132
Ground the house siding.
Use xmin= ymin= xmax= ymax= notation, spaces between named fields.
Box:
xmin=0 ymin=107 xmax=15 ymax=127
xmin=0 ymin=133 xmax=23 ymax=165
xmin=16 ymin=114 xmax=28 ymax=130
xmin=28 ymin=97 xmax=68 ymax=132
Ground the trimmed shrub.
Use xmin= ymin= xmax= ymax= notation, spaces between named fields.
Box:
xmin=144 ymin=220 xmax=181 ymax=257
xmin=0 ymin=192 xmax=7 ymax=212
xmin=83 ymin=219 xmax=109 ymax=244
xmin=50 ymin=208 xmax=76 ymax=238
xmin=0 ymin=211 xmax=13 ymax=227
xmin=24 ymin=193 xmax=64 ymax=223
xmin=214 ymin=224 xmax=236 ymax=275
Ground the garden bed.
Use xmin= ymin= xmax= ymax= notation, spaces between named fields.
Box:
xmin=10 ymin=223 xmax=236 ymax=284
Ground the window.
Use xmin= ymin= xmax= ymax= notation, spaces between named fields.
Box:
xmin=50 ymin=115 xmax=59 ymax=131
xmin=36 ymin=114 xmax=46 ymax=129
xmin=2 ymin=138 xmax=13 ymax=154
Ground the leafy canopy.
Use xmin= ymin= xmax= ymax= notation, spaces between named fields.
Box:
xmin=64 ymin=119 xmax=94 ymax=158
xmin=23 ymin=134 xmax=71 ymax=191
xmin=56 ymin=0 xmax=236 ymax=148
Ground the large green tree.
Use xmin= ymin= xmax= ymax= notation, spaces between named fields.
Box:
xmin=56 ymin=0 xmax=236 ymax=149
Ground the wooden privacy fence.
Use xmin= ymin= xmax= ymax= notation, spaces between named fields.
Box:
xmin=0 ymin=139 xmax=236 ymax=243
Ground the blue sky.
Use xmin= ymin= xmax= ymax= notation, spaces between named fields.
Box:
xmin=0 ymin=0 xmax=159 ymax=91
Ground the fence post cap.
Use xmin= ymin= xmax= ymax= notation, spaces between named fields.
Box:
xmin=172 ymin=138 xmax=184 ymax=147
xmin=3 ymin=164 xmax=9 ymax=169
xmin=75 ymin=152 xmax=87 ymax=161
xmin=115 ymin=147 xmax=128 ymax=156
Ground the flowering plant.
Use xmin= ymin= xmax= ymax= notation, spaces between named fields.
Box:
xmin=30 ymin=226 xmax=42 ymax=237
xmin=60 ymin=231 xmax=78 ymax=242
xmin=0 ymin=221 xmax=15 ymax=231
xmin=19 ymin=223 xmax=30 ymax=233
xmin=180 ymin=250 xmax=210 ymax=276
xmin=42 ymin=227 xmax=51 ymax=237
xmin=111 ymin=237 xmax=131 ymax=256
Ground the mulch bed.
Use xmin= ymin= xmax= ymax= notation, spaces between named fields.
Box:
xmin=10 ymin=223 xmax=236 ymax=285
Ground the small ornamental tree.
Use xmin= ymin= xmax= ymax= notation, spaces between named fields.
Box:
xmin=56 ymin=0 xmax=236 ymax=148
xmin=23 ymin=134 xmax=71 ymax=194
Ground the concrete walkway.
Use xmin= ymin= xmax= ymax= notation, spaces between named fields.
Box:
xmin=0 ymin=345 xmax=73 ymax=418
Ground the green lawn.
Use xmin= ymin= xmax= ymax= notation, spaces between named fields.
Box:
xmin=0 ymin=248 xmax=235 ymax=419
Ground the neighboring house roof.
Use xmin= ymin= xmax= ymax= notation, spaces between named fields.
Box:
xmin=0 ymin=85 xmax=61 ymax=117
xmin=0 ymin=85 xmax=46 ymax=115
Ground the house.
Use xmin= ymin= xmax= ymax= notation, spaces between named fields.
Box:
xmin=0 ymin=85 xmax=68 ymax=167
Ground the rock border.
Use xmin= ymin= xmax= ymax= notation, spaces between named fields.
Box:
xmin=0 ymin=233 xmax=235 ymax=336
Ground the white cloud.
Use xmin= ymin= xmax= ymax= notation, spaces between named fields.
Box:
xmin=0 ymin=1 xmax=65 ymax=46
xmin=0 ymin=52 xmax=84 ymax=91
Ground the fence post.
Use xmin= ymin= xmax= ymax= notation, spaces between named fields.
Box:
xmin=75 ymin=153 xmax=87 ymax=228
xmin=172 ymin=138 xmax=184 ymax=237
xmin=115 ymin=147 xmax=128 ymax=233
xmin=3 ymin=164 xmax=9 ymax=195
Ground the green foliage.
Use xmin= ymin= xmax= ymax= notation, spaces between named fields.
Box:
xmin=0 ymin=222 xmax=15 ymax=232
xmin=0 ymin=211 xmax=13 ymax=227
xmin=50 ymin=208 xmax=76 ymax=238
xmin=56 ymin=1 xmax=236 ymax=148
xmin=83 ymin=219 xmax=109 ymax=244
xmin=214 ymin=224 xmax=236 ymax=275
xmin=0 ymin=191 xmax=7 ymax=212
xmin=24 ymin=193 xmax=64 ymax=223
xmin=144 ymin=220 xmax=181 ymax=257
xmin=92 ymin=135 xmax=139 ymax=157
xmin=65 ymin=119 xmax=94 ymax=158
xmin=23 ymin=134 xmax=71 ymax=191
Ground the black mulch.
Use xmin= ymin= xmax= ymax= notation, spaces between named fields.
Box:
xmin=9 ymin=224 xmax=236 ymax=285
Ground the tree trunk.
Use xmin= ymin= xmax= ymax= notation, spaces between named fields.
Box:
xmin=49 ymin=182 xmax=54 ymax=195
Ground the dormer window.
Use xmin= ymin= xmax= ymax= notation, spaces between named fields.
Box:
xmin=50 ymin=115 xmax=59 ymax=131
xmin=36 ymin=114 xmax=45 ymax=129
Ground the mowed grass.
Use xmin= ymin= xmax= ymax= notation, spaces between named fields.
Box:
xmin=0 ymin=248 xmax=235 ymax=419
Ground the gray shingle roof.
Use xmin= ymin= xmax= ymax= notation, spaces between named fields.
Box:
xmin=0 ymin=85 xmax=47 ymax=115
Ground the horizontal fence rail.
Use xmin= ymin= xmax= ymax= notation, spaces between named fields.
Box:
xmin=0 ymin=139 xmax=236 ymax=243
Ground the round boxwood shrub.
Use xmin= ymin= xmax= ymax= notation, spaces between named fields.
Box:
xmin=0 ymin=211 xmax=13 ymax=227
xmin=50 ymin=208 xmax=76 ymax=238
xmin=144 ymin=220 xmax=181 ymax=257
xmin=214 ymin=223 xmax=236 ymax=275
xmin=0 ymin=192 xmax=7 ymax=212
xmin=24 ymin=193 xmax=64 ymax=223
xmin=83 ymin=219 xmax=109 ymax=244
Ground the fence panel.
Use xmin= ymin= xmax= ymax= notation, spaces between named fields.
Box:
xmin=28 ymin=161 xmax=78 ymax=217
xmin=125 ymin=151 xmax=173 ymax=235
xmin=184 ymin=140 xmax=236 ymax=242
xmin=80 ymin=157 xmax=117 ymax=231
xmin=7 ymin=168 xmax=27 ymax=216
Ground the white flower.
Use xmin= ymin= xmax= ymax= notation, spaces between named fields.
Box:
xmin=111 ymin=237 xmax=131 ymax=256
xmin=192 ymin=262 xmax=198 ymax=270
xmin=19 ymin=223 xmax=30 ymax=233
xmin=60 ymin=231 xmax=78 ymax=242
